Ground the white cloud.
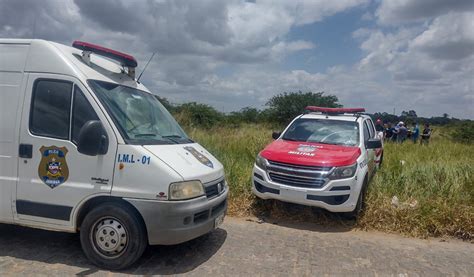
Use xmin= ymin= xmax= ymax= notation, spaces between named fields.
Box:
xmin=1 ymin=0 xmax=472 ymax=118
xmin=410 ymin=12 xmax=474 ymax=60
xmin=376 ymin=0 xmax=474 ymax=25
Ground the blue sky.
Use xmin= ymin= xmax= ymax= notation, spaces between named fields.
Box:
xmin=284 ymin=7 xmax=372 ymax=73
xmin=1 ymin=0 xmax=473 ymax=118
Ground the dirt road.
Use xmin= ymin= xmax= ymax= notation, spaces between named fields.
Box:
xmin=0 ymin=217 xmax=472 ymax=276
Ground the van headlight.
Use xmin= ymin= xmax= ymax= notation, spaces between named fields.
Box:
xmin=255 ymin=154 xmax=268 ymax=170
xmin=169 ymin=180 xmax=205 ymax=200
xmin=328 ymin=163 xmax=357 ymax=180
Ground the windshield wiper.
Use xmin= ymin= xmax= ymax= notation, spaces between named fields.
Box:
xmin=134 ymin=133 xmax=157 ymax=137
xmin=134 ymin=134 xmax=179 ymax=144
xmin=282 ymin=137 xmax=300 ymax=141
xmin=162 ymin=135 xmax=194 ymax=143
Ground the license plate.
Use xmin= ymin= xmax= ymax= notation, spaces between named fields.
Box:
xmin=214 ymin=213 xmax=225 ymax=228
xmin=280 ymin=187 xmax=305 ymax=200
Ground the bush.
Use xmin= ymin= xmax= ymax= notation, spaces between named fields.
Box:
xmin=451 ymin=122 xmax=474 ymax=144
xmin=174 ymin=102 xmax=223 ymax=128
xmin=266 ymin=91 xmax=341 ymax=125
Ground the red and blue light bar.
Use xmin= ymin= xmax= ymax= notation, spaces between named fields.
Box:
xmin=305 ymin=106 xmax=365 ymax=114
xmin=72 ymin=40 xmax=137 ymax=68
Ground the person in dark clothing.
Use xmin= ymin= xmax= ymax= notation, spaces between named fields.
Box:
xmin=385 ymin=123 xmax=394 ymax=141
xmin=420 ymin=123 xmax=432 ymax=145
xmin=375 ymin=119 xmax=384 ymax=132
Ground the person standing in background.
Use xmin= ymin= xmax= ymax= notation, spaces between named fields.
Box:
xmin=420 ymin=123 xmax=432 ymax=145
xmin=392 ymin=122 xmax=400 ymax=142
xmin=375 ymin=119 xmax=384 ymax=139
xmin=412 ymin=123 xmax=420 ymax=144
xmin=398 ymin=122 xmax=408 ymax=143
xmin=384 ymin=123 xmax=393 ymax=141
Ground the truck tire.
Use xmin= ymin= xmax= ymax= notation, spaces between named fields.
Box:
xmin=343 ymin=176 xmax=368 ymax=219
xmin=80 ymin=202 xmax=147 ymax=270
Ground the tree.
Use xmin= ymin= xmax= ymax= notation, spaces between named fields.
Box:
xmin=228 ymin=107 xmax=261 ymax=123
xmin=154 ymin=95 xmax=174 ymax=112
xmin=266 ymin=91 xmax=341 ymax=124
xmin=174 ymin=102 xmax=223 ymax=128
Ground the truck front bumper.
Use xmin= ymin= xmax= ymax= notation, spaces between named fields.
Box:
xmin=125 ymin=187 xmax=228 ymax=245
xmin=252 ymin=165 xmax=361 ymax=212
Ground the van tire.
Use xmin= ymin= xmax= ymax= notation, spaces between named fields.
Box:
xmin=80 ymin=202 xmax=147 ymax=270
xmin=343 ymin=176 xmax=368 ymax=219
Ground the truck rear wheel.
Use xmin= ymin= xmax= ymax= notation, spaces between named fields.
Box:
xmin=80 ymin=202 xmax=147 ymax=270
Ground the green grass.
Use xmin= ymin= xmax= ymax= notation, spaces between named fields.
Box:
xmin=187 ymin=124 xmax=474 ymax=240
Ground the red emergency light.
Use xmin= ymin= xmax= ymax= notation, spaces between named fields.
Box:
xmin=305 ymin=106 xmax=365 ymax=114
xmin=72 ymin=40 xmax=137 ymax=68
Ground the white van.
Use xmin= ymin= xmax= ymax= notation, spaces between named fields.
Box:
xmin=0 ymin=39 xmax=228 ymax=269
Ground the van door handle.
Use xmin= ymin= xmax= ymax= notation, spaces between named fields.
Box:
xmin=19 ymin=144 xmax=33 ymax=159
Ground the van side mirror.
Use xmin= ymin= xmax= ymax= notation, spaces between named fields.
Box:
xmin=366 ymin=138 xmax=382 ymax=149
xmin=272 ymin=131 xmax=281 ymax=140
xmin=77 ymin=120 xmax=108 ymax=156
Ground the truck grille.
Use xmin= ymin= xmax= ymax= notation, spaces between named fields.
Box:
xmin=204 ymin=179 xmax=225 ymax=198
xmin=267 ymin=160 xmax=332 ymax=188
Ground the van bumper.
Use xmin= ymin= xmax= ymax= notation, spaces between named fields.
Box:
xmin=125 ymin=187 xmax=228 ymax=245
xmin=252 ymin=165 xmax=361 ymax=212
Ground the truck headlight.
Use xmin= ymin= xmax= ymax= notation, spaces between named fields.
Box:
xmin=328 ymin=163 xmax=357 ymax=180
xmin=255 ymin=154 xmax=268 ymax=170
xmin=169 ymin=180 xmax=205 ymax=200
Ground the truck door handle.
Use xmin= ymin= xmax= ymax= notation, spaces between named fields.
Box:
xmin=19 ymin=144 xmax=33 ymax=159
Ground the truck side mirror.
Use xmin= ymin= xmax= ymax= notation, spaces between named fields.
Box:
xmin=77 ymin=120 xmax=108 ymax=156
xmin=366 ymin=138 xmax=382 ymax=149
xmin=272 ymin=131 xmax=281 ymax=140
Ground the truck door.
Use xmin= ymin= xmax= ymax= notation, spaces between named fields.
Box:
xmin=363 ymin=120 xmax=376 ymax=177
xmin=16 ymin=74 xmax=117 ymax=227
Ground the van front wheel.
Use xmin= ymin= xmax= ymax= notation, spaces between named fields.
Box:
xmin=80 ymin=202 xmax=147 ymax=270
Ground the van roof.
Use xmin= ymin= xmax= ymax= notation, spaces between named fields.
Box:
xmin=0 ymin=39 xmax=150 ymax=93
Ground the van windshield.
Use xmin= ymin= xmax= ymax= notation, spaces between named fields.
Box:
xmin=88 ymin=80 xmax=191 ymax=145
xmin=282 ymin=118 xmax=359 ymax=146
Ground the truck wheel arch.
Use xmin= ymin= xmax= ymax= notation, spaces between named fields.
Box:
xmin=75 ymin=196 xmax=147 ymax=237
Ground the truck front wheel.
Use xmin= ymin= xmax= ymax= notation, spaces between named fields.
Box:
xmin=343 ymin=176 xmax=368 ymax=219
xmin=80 ymin=202 xmax=147 ymax=270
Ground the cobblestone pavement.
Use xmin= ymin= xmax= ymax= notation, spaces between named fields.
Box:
xmin=0 ymin=217 xmax=473 ymax=276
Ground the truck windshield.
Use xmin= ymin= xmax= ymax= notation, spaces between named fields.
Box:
xmin=88 ymin=80 xmax=192 ymax=145
xmin=282 ymin=118 xmax=359 ymax=146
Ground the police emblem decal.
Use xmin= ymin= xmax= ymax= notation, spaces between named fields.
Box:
xmin=38 ymin=146 xmax=69 ymax=188
xmin=297 ymin=144 xmax=316 ymax=153
xmin=184 ymin=146 xmax=214 ymax=168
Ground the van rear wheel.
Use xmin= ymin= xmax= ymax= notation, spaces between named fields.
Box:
xmin=80 ymin=202 xmax=147 ymax=270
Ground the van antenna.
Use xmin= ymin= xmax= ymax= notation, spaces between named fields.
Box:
xmin=137 ymin=52 xmax=156 ymax=82
xmin=32 ymin=14 xmax=37 ymax=38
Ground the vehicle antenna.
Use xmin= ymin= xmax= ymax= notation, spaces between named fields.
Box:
xmin=137 ymin=52 xmax=156 ymax=82
xmin=32 ymin=14 xmax=37 ymax=38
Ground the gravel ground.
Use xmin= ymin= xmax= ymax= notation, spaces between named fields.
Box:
xmin=0 ymin=217 xmax=473 ymax=276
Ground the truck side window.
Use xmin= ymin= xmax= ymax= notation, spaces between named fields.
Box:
xmin=30 ymin=80 xmax=72 ymax=140
xmin=72 ymin=86 xmax=99 ymax=144
xmin=363 ymin=121 xmax=371 ymax=143
xmin=367 ymin=119 xmax=376 ymax=138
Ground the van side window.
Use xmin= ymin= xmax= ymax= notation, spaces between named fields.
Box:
xmin=363 ymin=121 xmax=371 ymax=143
xmin=72 ymin=86 xmax=99 ymax=144
xmin=30 ymin=80 xmax=72 ymax=139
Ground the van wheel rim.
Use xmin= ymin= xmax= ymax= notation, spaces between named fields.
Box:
xmin=91 ymin=217 xmax=128 ymax=258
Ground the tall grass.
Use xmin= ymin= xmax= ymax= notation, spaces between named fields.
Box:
xmin=187 ymin=124 xmax=473 ymax=240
